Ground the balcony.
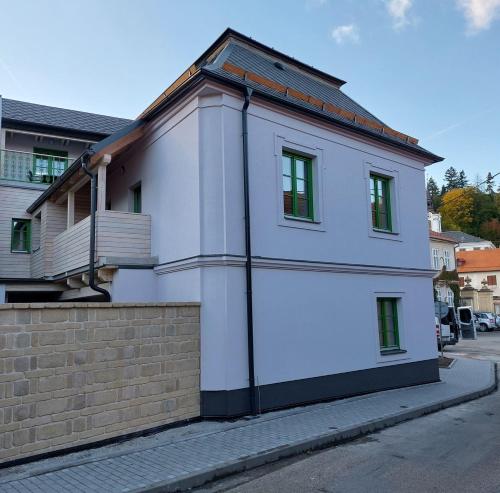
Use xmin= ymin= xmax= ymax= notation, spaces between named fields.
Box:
xmin=51 ymin=210 xmax=152 ymax=277
xmin=0 ymin=149 xmax=74 ymax=184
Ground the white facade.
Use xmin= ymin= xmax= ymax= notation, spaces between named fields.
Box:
xmin=456 ymin=241 xmax=495 ymax=252
xmin=106 ymin=86 xmax=438 ymax=412
xmin=428 ymin=211 xmax=442 ymax=233
xmin=430 ymin=239 xmax=456 ymax=271
xmin=458 ymin=271 xmax=500 ymax=298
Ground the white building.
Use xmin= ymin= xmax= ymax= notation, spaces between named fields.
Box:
xmin=457 ymin=249 xmax=500 ymax=313
xmin=443 ymin=230 xmax=495 ymax=252
xmin=0 ymin=29 xmax=443 ymax=416
xmin=428 ymin=211 xmax=458 ymax=305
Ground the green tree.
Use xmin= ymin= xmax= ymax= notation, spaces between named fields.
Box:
xmin=457 ymin=170 xmax=468 ymax=188
xmin=472 ymin=190 xmax=497 ymax=235
xmin=426 ymin=177 xmax=441 ymax=210
xmin=485 ymin=172 xmax=495 ymax=195
xmin=444 ymin=166 xmax=459 ymax=191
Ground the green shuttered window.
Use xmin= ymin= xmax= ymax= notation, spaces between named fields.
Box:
xmin=282 ymin=152 xmax=314 ymax=220
xmin=377 ymin=298 xmax=400 ymax=351
xmin=370 ymin=174 xmax=392 ymax=231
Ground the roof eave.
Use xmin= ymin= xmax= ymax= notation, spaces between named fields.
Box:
xmin=201 ymin=69 xmax=443 ymax=164
xmin=26 ymin=119 xmax=145 ymax=214
xmin=26 ymin=74 xmax=207 ymax=214
xmin=1 ymin=118 xmax=109 ymax=142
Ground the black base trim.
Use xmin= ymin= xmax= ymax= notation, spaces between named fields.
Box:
xmin=201 ymin=358 xmax=439 ymax=417
xmin=0 ymin=416 xmax=200 ymax=470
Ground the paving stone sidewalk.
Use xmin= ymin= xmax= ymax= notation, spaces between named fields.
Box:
xmin=0 ymin=358 xmax=495 ymax=493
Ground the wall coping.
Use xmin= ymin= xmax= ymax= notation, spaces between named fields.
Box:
xmin=0 ymin=302 xmax=200 ymax=310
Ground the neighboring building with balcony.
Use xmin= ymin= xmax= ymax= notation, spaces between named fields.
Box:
xmin=0 ymin=29 xmax=444 ymax=416
xmin=0 ymin=96 xmax=131 ymax=299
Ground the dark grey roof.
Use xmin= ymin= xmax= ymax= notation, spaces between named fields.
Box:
xmin=216 ymin=43 xmax=383 ymax=124
xmin=443 ymin=231 xmax=491 ymax=243
xmin=1 ymin=98 xmax=132 ymax=136
xmin=200 ymin=40 xmax=440 ymax=159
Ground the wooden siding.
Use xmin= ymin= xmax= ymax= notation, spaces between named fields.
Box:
xmin=96 ymin=211 xmax=151 ymax=259
xmin=0 ymin=185 xmax=42 ymax=279
xmin=75 ymin=184 xmax=90 ymax=224
xmin=30 ymin=249 xmax=44 ymax=278
xmin=40 ymin=201 xmax=66 ymax=276
xmin=51 ymin=211 xmax=151 ymax=276
xmin=52 ymin=216 xmax=91 ymax=275
xmin=30 ymin=216 xmax=43 ymax=278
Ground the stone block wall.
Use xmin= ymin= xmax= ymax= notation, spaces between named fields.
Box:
xmin=0 ymin=302 xmax=200 ymax=464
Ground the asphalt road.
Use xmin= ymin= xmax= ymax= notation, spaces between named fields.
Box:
xmin=194 ymin=333 xmax=500 ymax=493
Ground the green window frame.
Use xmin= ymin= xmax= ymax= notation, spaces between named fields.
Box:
xmin=132 ymin=184 xmax=142 ymax=213
xmin=32 ymin=147 xmax=69 ymax=182
xmin=377 ymin=298 xmax=400 ymax=351
xmin=282 ymin=152 xmax=314 ymax=220
xmin=11 ymin=219 xmax=31 ymax=253
xmin=370 ymin=174 xmax=392 ymax=231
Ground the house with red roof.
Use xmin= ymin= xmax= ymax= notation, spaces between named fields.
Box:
xmin=457 ymin=249 xmax=500 ymax=313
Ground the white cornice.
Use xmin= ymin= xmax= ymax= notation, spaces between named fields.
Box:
xmin=154 ymin=255 xmax=436 ymax=278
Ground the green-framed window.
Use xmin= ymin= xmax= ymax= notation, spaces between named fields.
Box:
xmin=370 ymin=174 xmax=392 ymax=231
xmin=377 ymin=298 xmax=400 ymax=351
xmin=282 ymin=152 xmax=314 ymax=220
xmin=132 ymin=184 xmax=142 ymax=213
xmin=11 ymin=219 xmax=31 ymax=253
xmin=33 ymin=148 xmax=69 ymax=182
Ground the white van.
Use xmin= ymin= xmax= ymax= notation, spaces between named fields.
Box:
xmin=435 ymin=303 xmax=476 ymax=347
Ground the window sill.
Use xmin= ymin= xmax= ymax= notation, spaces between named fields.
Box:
xmin=284 ymin=215 xmax=319 ymax=224
xmin=373 ymin=228 xmax=398 ymax=235
xmin=278 ymin=215 xmax=325 ymax=232
xmin=369 ymin=228 xmax=402 ymax=242
xmin=380 ymin=349 xmax=407 ymax=356
xmin=11 ymin=251 xmax=30 ymax=254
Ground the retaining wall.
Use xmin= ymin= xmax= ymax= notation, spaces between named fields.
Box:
xmin=0 ymin=302 xmax=200 ymax=464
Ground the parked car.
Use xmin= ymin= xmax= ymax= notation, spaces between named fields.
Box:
xmin=496 ymin=314 xmax=500 ymax=328
xmin=474 ymin=312 xmax=496 ymax=332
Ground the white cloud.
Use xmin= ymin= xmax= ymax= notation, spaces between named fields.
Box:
xmin=331 ymin=24 xmax=360 ymax=44
xmin=457 ymin=0 xmax=500 ymax=32
xmin=386 ymin=0 xmax=413 ymax=29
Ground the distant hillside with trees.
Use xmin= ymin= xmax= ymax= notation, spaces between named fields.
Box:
xmin=427 ymin=168 xmax=500 ymax=246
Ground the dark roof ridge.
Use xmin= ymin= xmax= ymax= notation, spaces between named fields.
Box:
xmin=1 ymin=97 xmax=132 ymax=136
xmin=195 ymin=28 xmax=347 ymax=89
xmin=2 ymin=97 xmax=131 ymax=123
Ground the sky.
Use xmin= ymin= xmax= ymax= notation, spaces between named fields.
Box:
xmin=0 ymin=0 xmax=499 ymax=185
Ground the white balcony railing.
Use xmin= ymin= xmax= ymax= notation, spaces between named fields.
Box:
xmin=0 ymin=149 xmax=74 ymax=183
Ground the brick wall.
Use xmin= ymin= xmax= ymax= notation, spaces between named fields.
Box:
xmin=0 ymin=302 xmax=200 ymax=464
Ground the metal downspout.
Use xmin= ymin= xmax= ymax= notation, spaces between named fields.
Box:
xmin=242 ymin=87 xmax=257 ymax=415
xmin=81 ymin=151 xmax=111 ymax=301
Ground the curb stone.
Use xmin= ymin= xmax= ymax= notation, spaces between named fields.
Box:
xmin=138 ymin=362 xmax=497 ymax=493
